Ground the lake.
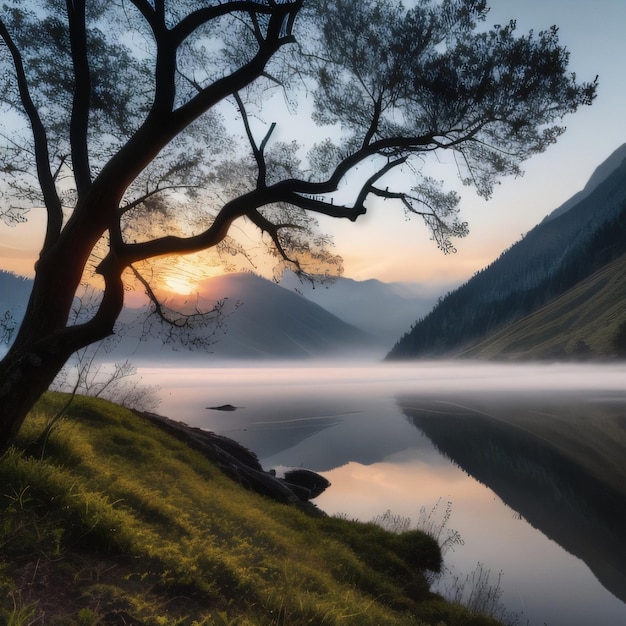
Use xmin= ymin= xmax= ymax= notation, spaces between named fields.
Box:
xmin=136 ymin=360 xmax=626 ymax=626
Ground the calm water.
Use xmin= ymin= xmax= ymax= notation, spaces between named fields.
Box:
xmin=137 ymin=360 xmax=626 ymax=626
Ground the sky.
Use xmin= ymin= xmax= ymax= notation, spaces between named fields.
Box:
xmin=317 ymin=0 xmax=626 ymax=286
xmin=0 ymin=0 xmax=625 ymax=292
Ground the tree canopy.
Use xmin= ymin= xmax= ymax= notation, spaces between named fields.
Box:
xmin=0 ymin=0 xmax=596 ymax=446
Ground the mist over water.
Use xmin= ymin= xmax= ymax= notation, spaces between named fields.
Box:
xmin=137 ymin=360 xmax=626 ymax=626
xmin=141 ymin=359 xmax=626 ymax=411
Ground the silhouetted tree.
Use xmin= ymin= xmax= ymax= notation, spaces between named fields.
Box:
xmin=0 ymin=0 xmax=596 ymax=447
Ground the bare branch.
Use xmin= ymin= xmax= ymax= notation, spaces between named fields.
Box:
xmin=247 ymin=208 xmax=303 ymax=267
xmin=128 ymin=263 xmax=233 ymax=351
xmin=234 ymin=91 xmax=276 ymax=187
xmin=0 ymin=18 xmax=62 ymax=248
xmin=362 ymin=92 xmax=384 ymax=148
xmin=66 ymin=0 xmax=92 ymax=197
xmin=130 ymin=264 xmax=181 ymax=327
xmin=171 ymin=1 xmax=300 ymax=46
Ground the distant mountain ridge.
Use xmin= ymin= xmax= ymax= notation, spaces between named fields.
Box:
xmin=280 ymin=271 xmax=441 ymax=346
xmin=175 ymin=272 xmax=377 ymax=359
xmin=0 ymin=271 xmax=375 ymax=360
xmin=0 ymin=270 xmax=32 ymax=345
xmin=387 ymin=143 xmax=626 ymax=359
xmin=106 ymin=272 xmax=380 ymax=361
xmin=0 ymin=270 xmax=32 ymax=311
xmin=2 ymin=265 xmax=438 ymax=360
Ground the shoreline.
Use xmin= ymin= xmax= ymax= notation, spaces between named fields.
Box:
xmin=136 ymin=410 xmax=330 ymax=514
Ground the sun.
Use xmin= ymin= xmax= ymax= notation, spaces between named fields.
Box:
xmin=163 ymin=274 xmax=198 ymax=295
xmin=138 ymin=249 xmax=233 ymax=297
xmin=156 ymin=253 xmax=224 ymax=295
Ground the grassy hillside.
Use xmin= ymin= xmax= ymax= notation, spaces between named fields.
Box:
xmin=0 ymin=393 xmax=502 ymax=626
xmin=460 ymin=253 xmax=626 ymax=360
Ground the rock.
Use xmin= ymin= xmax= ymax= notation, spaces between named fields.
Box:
xmin=135 ymin=411 xmax=328 ymax=513
xmin=206 ymin=404 xmax=240 ymax=411
xmin=269 ymin=467 xmax=331 ymax=500
xmin=284 ymin=468 xmax=331 ymax=499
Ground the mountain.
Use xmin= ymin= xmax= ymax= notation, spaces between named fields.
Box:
xmin=0 ymin=270 xmax=32 ymax=311
xmin=0 ymin=270 xmax=32 ymax=346
xmin=1 ymin=271 xmax=382 ymax=360
xmin=387 ymin=143 xmax=626 ymax=360
xmin=459 ymin=252 xmax=626 ymax=359
xmin=542 ymin=143 xmax=626 ymax=222
xmin=115 ymin=272 xmax=379 ymax=361
xmin=280 ymin=271 xmax=442 ymax=346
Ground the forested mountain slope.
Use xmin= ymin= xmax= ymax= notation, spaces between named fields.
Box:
xmin=459 ymin=251 xmax=626 ymax=360
xmin=541 ymin=142 xmax=626 ymax=222
xmin=387 ymin=144 xmax=626 ymax=359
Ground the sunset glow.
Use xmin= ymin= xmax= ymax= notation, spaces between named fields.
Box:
xmin=1 ymin=2 xmax=625 ymax=288
xmin=148 ymin=253 xmax=224 ymax=296
xmin=163 ymin=274 xmax=198 ymax=295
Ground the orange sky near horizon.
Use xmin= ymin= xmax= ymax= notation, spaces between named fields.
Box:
xmin=1 ymin=1 xmax=625 ymax=295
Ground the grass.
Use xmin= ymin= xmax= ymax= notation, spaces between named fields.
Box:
xmin=0 ymin=392 xmax=504 ymax=625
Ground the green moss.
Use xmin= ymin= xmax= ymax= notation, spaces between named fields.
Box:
xmin=0 ymin=392 xmax=504 ymax=626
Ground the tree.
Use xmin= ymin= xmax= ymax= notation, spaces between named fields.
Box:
xmin=0 ymin=0 xmax=596 ymax=448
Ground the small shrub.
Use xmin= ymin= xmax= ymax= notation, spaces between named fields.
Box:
xmin=372 ymin=509 xmax=411 ymax=534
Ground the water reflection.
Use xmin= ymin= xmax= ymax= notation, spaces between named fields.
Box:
xmin=138 ymin=361 xmax=626 ymax=625
xmin=398 ymin=392 xmax=626 ymax=608
xmin=315 ymin=454 xmax=625 ymax=626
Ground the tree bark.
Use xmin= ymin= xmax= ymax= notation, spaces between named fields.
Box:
xmin=0 ymin=223 xmax=125 ymax=450
xmin=0 ymin=312 xmax=122 ymax=450
xmin=0 ymin=343 xmax=70 ymax=448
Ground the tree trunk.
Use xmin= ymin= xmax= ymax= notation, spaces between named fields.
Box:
xmin=0 ymin=303 xmax=122 ymax=450
xmin=0 ymin=240 xmax=125 ymax=450
xmin=0 ymin=341 xmax=71 ymax=449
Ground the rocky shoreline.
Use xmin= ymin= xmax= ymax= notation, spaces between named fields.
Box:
xmin=136 ymin=410 xmax=330 ymax=514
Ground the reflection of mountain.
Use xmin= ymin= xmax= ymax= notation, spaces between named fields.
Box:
xmin=399 ymin=395 xmax=626 ymax=606
xmin=225 ymin=403 xmax=427 ymax=473
xmin=223 ymin=414 xmax=344 ymax=464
